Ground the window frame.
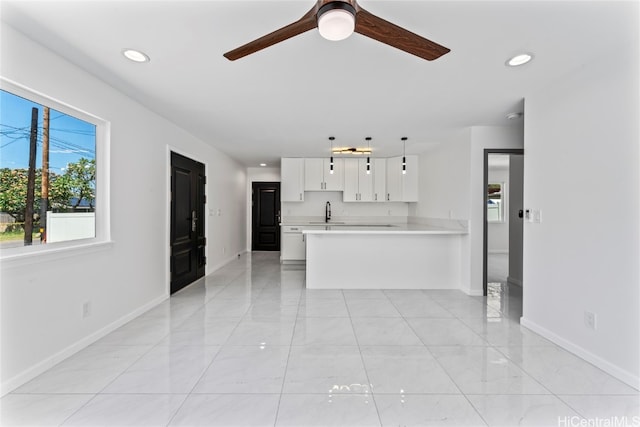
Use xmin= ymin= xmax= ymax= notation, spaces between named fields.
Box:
xmin=487 ymin=181 xmax=506 ymax=223
xmin=0 ymin=77 xmax=111 ymax=262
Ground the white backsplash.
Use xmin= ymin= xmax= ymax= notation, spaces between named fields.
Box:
xmin=282 ymin=191 xmax=409 ymax=223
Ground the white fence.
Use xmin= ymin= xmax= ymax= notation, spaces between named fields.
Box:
xmin=46 ymin=212 xmax=95 ymax=243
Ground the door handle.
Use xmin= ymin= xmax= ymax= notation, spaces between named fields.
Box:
xmin=277 ymin=210 xmax=281 ymax=223
xmin=191 ymin=210 xmax=197 ymax=232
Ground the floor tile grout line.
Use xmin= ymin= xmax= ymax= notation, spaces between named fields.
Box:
xmin=271 ymin=266 xmax=305 ymax=426
xmin=343 ymin=289 xmax=384 ymax=427
xmin=55 ymin=392 xmax=101 ymax=426
xmin=404 ymin=305 xmax=494 ymax=427
xmin=162 ymin=266 xmax=251 ymax=426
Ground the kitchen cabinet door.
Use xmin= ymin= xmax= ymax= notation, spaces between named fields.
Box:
xmin=386 ymin=157 xmax=403 ymax=201
xmin=343 ymin=158 xmax=359 ymax=202
xmin=281 ymin=158 xmax=304 ymax=202
xmin=304 ymin=158 xmax=324 ymax=191
xmin=343 ymin=158 xmax=373 ymax=202
xmin=357 ymin=159 xmax=373 ymax=201
xmin=373 ymin=158 xmax=386 ymax=202
xmin=324 ymin=158 xmax=343 ymax=191
xmin=281 ymin=226 xmax=305 ymax=261
xmin=304 ymin=158 xmax=344 ymax=191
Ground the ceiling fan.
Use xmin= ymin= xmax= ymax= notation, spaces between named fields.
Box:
xmin=223 ymin=0 xmax=450 ymax=61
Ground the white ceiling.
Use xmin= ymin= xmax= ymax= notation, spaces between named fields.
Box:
xmin=2 ymin=1 xmax=638 ymax=167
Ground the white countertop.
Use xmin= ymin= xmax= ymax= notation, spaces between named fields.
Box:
xmin=299 ymin=223 xmax=467 ymax=235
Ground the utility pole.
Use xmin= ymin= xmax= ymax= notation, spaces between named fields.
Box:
xmin=40 ymin=106 xmax=50 ymax=242
xmin=24 ymin=107 xmax=38 ymax=246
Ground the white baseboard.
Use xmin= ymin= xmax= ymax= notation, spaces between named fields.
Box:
xmin=507 ymin=276 xmax=522 ymax=287
xmin=1 ymin=294 xmax=167 ymax=397
xmin=520 ymin=317 xmax=640 ymax=391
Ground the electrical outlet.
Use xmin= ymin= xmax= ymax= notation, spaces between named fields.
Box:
xmin=82 ymin=301 xmax=92 ymax=319
xmin=584 ymin=311 xmax=596 ymax=330
xmin=222 ymin=246 xmax=226 ymax=255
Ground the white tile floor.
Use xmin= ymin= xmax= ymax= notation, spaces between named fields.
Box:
xmin=2 ymin=251 xmax=639 ymax=426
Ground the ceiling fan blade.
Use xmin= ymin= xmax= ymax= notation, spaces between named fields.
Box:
xmin=224 ymin=6 xmax=319 ymax=61
xmin=354 ymin=7 xmax=450 ymax=61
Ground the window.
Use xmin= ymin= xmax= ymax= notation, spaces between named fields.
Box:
xmin=487 ymin=182 xmax=505 ymax=223
xmin=0 ymin=80 xmax=108 ymax=255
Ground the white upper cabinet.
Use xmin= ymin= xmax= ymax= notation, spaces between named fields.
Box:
xmin=281 ymin=156 xmax=416 ymax=203
xmin=280 ymin=158 xmax=304 ymax=202
xmin=304 ymin=158 xmax=344 ymax=191
xmin=343 ymin=158 xmax=374 ymax=202
xmin=373 ymin=158 xmax=386 ymax=202
xmin=386 ymin=155 xmax=418 ymax=202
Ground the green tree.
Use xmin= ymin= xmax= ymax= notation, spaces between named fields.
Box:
xmin=0 ymin=168 xmax=41 ymax=223
xmin=0 ymin=158 xmax=96 ymax=226
xmin=53 ymin=158 xmax=95 ymax=210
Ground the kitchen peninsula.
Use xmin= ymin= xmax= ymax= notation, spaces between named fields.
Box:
xmin=302 ymin=223 xmax=467 ymax=290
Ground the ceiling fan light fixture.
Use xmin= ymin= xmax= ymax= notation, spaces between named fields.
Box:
xmin=318 ymin=3 xmax=356 ymax=41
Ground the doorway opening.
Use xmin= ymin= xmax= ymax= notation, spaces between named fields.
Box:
xmin=483 ymin=149 xmax=524 ymax=319
xmin=252 ymin=182 xmax=281 ymax=251
xmin=170 ymin=152 xmax=206 ymax=294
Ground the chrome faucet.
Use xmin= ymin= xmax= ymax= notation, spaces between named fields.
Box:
xmin=325 ymin=201 xmax=331 ymax=223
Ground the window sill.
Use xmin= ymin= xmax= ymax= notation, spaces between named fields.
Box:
xmin=0 ymin=239 xmax=114 ymax=269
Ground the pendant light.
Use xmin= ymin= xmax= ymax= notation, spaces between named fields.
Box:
xmin=401 ymin=137 xmax=407 ymax=175
xmin=329 ymin=136 xmax=335 ymax=174
xmin=365 ymin=137 xmax=372 ymax=174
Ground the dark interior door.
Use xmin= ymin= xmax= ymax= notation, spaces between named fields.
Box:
xmin=252 ymin=182 xmax=280 ymax=251
xmin=171 ymin=152 xmax=206 ymax=294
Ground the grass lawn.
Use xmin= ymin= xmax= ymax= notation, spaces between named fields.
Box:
xmin=0 ymin=230 xmax=40 ymax=242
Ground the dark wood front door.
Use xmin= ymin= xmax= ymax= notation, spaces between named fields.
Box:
xmin=170 ymin=152 xmax=206 ymax=294
xmin=252 ymin=182 xmax=280 ymax=251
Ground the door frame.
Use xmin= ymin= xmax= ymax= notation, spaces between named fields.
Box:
xmin=166 ymin=147 xmax=207 ymax=295
xmin=483 ymin=148 xmax=524 ymax=296
xmin=251 ymin=181 xmax=281 ymax=251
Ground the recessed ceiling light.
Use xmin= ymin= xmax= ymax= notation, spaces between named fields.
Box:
xmin=122 ymin=49 xmax=150 ymax=63
xmin=506 ymin=53 xmax=533 ymax=67
xmin=259 ymin=163 xmax=267 ymax=167
xmin=506 ymin=112 xmax=523 ymax=120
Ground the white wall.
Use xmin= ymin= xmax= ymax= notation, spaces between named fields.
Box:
xmin=487 ymin=163 xmax=510 ymax=253
xmin=412 ymin=127 xmax=523 ymax=295
xmin=246 ymin=167 xmax=280 ymax=251
xmin=0 ymin=24 xmax=246 ymax=394
xmin=521 ymin=44 xmax=639 ymax=388
xmin=468 ymin=126 xmax=524 ymax=294
xmin=410 ymin=129 xmax=472 ymax=221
